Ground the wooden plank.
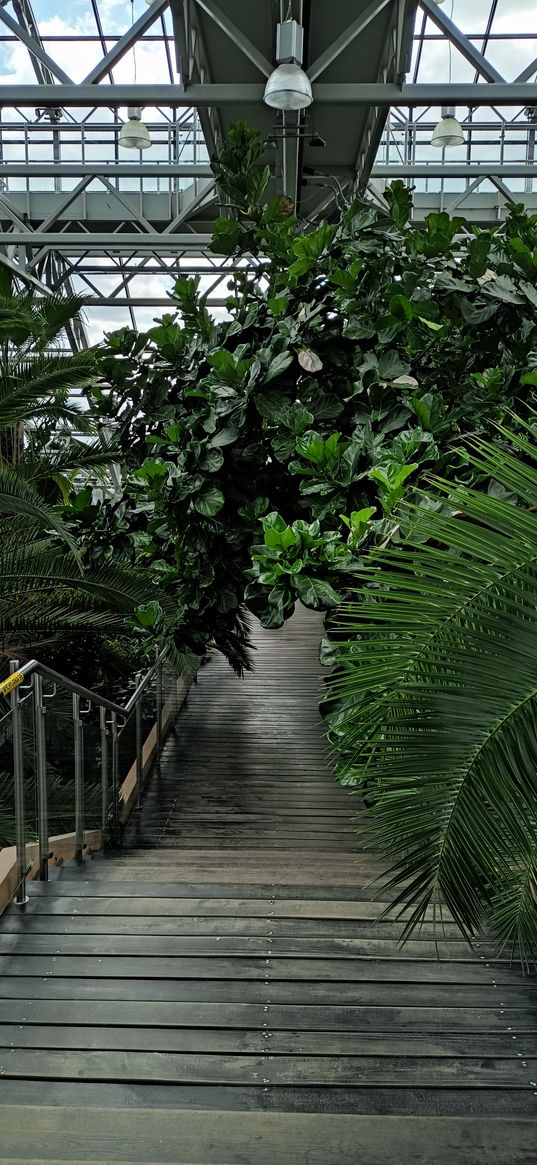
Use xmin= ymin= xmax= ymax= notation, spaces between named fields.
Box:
xmin=0 ymin=983 xmax=532 ymax=1012
xmin=130 ymin=839 xmax=361 ymax=852
xmin=57 ymin=866 xmax=387 ymax=884
xmin=0 ymin=915 xmax=467 ymax=940
xmin=0 ymin=1024 xmax=531 ymax=1059
xmin=0 ymin=1047 xmax=534 ymax=1087
xmin=26 ymin=882 xmax=390 ymax=901
xmin=0 ymin=1079 xmax=536 ymax=1118
xmin=0 ymin=951 xmax=516 ymax=981
xmin=15 ymin=896 xmax=452 ymax=921
xmin=4 ymin=994 xmax=534 ymax=1027
xmin=0 ymin=1106 xmax=536 ymax=1163
xmin=0 ymin=933 xmax=496 ymax=959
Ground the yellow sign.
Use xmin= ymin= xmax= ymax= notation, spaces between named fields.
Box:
xmin=0 ymin=671 xmax=24 ymax=696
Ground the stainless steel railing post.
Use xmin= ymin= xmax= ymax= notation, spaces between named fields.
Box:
xmin=73 ymin=693 xmax=85 ymax=863
xmin=155 ymin=662 xmax=163 ymax=774
xmin=135 ymin=672 xmax=143 ymax=810
xmin=111 ymin=711 xmax=120 ymax=847
xmin=100 ymin=706 xmax=109 ymax=848
xmin=10 ymin=661 xmax=28 ymax=906
xmin=33 ymin=674 xmax=49 ymax=882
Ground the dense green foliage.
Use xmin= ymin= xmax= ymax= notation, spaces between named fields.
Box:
xmin=0 ymin=283 xmax=157 ymax=659
xmin=0 ymin=284 xmax=166 ymax=846
xmin=75 ymin=124 xmax=537 ymax=670
xmin=326 ymin=426 xmax=537 ymax=963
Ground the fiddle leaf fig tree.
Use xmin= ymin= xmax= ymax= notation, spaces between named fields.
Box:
xmin=73 ymin=124 xmax=537 ymax=668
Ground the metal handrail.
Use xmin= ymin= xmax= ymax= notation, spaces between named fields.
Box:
xmin=1 ymin=647 xmax=169 ymax=716
xmin=0 ymin=647 xmax=172 ymax=907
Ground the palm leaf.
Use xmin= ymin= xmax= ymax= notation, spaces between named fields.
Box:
xmin=0 ymin=468 xmax=81 ymax=560
xmin=31 ymin=294 xmax=87 ymax=347
xmin=0 ymin=542 xmax=155 ymax=614
xmin=328 ymin=431 xmax=537 ymax=965
xmin=18 ymin=436 xmax=120 ymax=482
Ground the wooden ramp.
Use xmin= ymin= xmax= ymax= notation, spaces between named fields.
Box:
xmin=0 ymin=607 xmax=535 ymax=1163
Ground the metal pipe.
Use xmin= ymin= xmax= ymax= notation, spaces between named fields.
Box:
xmin=33 ymin=674 xmax=49 ymax=882
xmin=73 ymin=693 xmax=84 ymax=863
xmin=100 ymin=707 xmax=108 ymax=847
xmin=10 ymin=661 xmax=28 ymax=906
xmin=0 ymin=82 xmax=535 ymax=109
xmin=135 ymin=674 xmax=143 ymax=811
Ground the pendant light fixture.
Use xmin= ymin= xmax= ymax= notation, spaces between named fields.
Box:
xmin=264 ymin=19 xmax=313 ymax=111
xmin=119 ymin=107 xmax=151 ymax=150
xmin=431 ymin=106 xmax=464 ymax=148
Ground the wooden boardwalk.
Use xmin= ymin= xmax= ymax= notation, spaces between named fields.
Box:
xmin=0 ymin=606 xmax=535 ymax=1163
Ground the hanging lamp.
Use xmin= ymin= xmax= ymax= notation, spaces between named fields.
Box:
xmin=264 ymin=19 xmax=313 ymax=111
xmin=119 ymin=107 xmax=151 ymax=150
xmin=431 ymin=106 xmax=464 ymax=148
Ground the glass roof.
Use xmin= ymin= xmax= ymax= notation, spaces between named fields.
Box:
xmin=0 ymin=1 xmax=535 ymax=342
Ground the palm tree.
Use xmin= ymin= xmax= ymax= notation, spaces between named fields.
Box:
xmin=327 ymin=424 xmax=537 ymax=966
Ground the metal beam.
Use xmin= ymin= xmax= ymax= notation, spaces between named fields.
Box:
xmin=418 ymin=0 xmax=505 ymax=85
xmin=0 ymin=163 xmax=213 ymax=178
xmin=192 ymin=0 xmax=272 ymax=76
xmin=164 ymin=178 xmax=217 ymax=231
xmin=371 ymin=163 xmax=537 ymax=177
xmin=0 ymin=232 xmax=213 ymax=249
xmin=82 ymin=0 xmax=170 ymax=86
xmin=84 ymin=297 xmax=228 ymax=306
xmin=515 ymin=58 xmax=537 ymax=85
xmin=0 ymin=250 xmax=51 ymax=292
xmin=1 ymin=83 xmax=535 ymax=107
xmin=0 ymin=4 xmax=73 ymax=85
xmin=308 ymin=0 xmax=392 ymax=81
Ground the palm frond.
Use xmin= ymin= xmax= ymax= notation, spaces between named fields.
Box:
xmin=0 ymin=542 xmax=155 ymax=614
xmin=18 ymin=436 xmax=120 ymax=482
xmin=32 ymin=294 xmax=87 ymax=346
xmin=0 ymin=468 xmax=81 ymax=560
xmin=328 ymin=433 xmax=537 ymax=965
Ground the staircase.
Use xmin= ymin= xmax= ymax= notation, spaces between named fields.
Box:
xmin=0 ymin=607 xmax=535 ymax=1163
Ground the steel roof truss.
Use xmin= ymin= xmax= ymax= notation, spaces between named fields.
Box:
xmin=418 ymin=0 xmax=505 ymax=84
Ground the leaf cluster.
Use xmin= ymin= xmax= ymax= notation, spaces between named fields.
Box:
xmin=77 ymin=125 xmax=537 ymax=664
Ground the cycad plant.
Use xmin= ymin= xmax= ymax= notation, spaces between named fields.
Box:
xmin=327 ymin=424 xmax=537 ymax=965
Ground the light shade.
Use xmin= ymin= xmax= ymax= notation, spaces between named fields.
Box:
xmin=119 ymin=116 xmax=151 ymax=150
xmin=264 ymin=63 xmax=313 ymax=110
xmin=431 ymin=114 xmax=464 ymax=148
